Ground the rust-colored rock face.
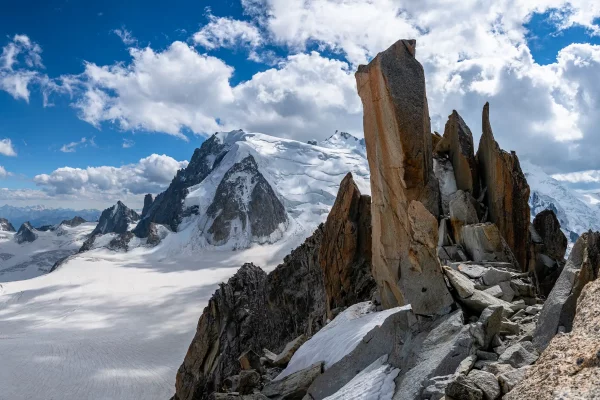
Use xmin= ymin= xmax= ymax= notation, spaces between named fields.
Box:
xmin=506 ymin=279 xmax=600 ymax=400
xmin=476 ymin=103 xmax=531 ymax=271
xmin=319 ymin=173 xmax=375 ymax=319
xmin=435 ymin=110 xmax=479 ymax=196
xmin=356 ymin=39 xmax=452 ymax=314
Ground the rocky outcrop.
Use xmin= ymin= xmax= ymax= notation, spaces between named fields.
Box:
xmin=533 ymin=231 xmax=600 ymax=351
xmin=0 ymin=217 xmax=15 ymax=232
xmin=476 ymin=103 xmax=530 ymax=270
xmin=435 ymin=110 xmax=479 ymax=196
xmin=202 ymin=155 xmax=288 ymax=247
xmin=319 ymin=172 xmax=375 ymax=318
xmin=506 ymin=279 xmax=600 ymax=399
xmin=174 ymin=226 xmax=326 ymax=400
xmin=15 ymin=222 xmax=37 ymax=243
xmin=532 ymin=210 xmax=567 ymax=261
xmin=134 ymin=133 xmax=232 ymax=237
xmin=141 ymin=194 xmax=153 ymax=219
xmin=356 ymin=39 xmax=452 ymax=314
xmin=60 ymin=216 xmax=86 ymax=227
xmin=460 ymin=223 xmax=520 ymax=268
xmin=92 ymin=201 xmax=140 ymax=235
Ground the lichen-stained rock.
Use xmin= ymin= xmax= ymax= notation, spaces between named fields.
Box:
xmin=319 ymin=173 xmax=375 ymax=318
xmin=356 ymin=39 xmax=451 ymax=314
xmin=506 ymin=279 xmax=600 ymax=400
xmin=533 ymin=231 xmax=600 ymax=351
xmin=476 ymin=103 xmax=530 ymax=270
xmin=533 ymin=209 xmax=567 ymax=261
xmin=460 ymin=223 xmax=520 ymax=269
xmin=435 ymin=110 xmax=479 ymax=196
xmin=174 ymin=264 xmax=272 ymax=400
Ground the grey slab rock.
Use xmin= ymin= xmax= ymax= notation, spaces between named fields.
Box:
xmin=449 ymin=190 xmax=480 ymax=242
xmin=483 ymin=285 xmax=503 ymax=298
xmin=423 ymin=374 xmax=454 ymax=400
xmin=476 ymin=350 xmax=498 ymax=361
xmin=262 ymin=362 xmax=323 ymax=400
xmin=307 ymin=307 xmax=415 ymax=399
xmin=481 ymin=268 xmax=512 ymax=286
xmin=497 ymin=366 xmax=531 ymax=394
xmin=391 ymin=310 xmax=475 ymax=400
xmin=467 ymin=369 xmax=501 ymax=400
xmin=481 ymin=363 xmax=514 ymax=377
xmin=470 ymin=306 xmax=503 ymax=349
xmin=533 ymin=231 xmax=600 ymax=351
xmin=459 ymin=223 xmax=520 ymax=269
xmin=498 ymin=281 xmax=515 ymax=302
xmin=497 ymin=344 xmax=538 ymax=368
xmin=457 ymin=264 xmax=487 ymax=279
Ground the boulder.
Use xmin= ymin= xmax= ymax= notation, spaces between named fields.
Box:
xmin=92 ymin=201 xmax=140 ymax=235
xmin=481 ymin=268 xmax=512 ymax=287
xmin=0 ymin=217 xmax=15 ymax=232
xmin=15 ymin=222 xmax=37 ymax=243
xmin=262 ymin=362 xmax=323 ymax=400
xmin=466 ymin=370 xmax=501 ymax=400
xmin=356 ymin=39 xmax=453 ymax=313
xmin=506 ymin=279 xmax=600 ymax=399
xmin=271 ymin=335 xmax=307 ymax=367
xmin=470 ymin=305 xmax=503 ymax=349
xmin=533 ymin=231 xmax=600 ymax=351
xmin=476 ymin=103 xmax=530 ymax=270
xmin=498 ymin=367 xmax=531 ymax=395
xmin=445 ymin=375 xmax=483 ymax=400
xmin=319 ymin=173 xmax=375 ymax=318
xmin=497 ymin=344 xmax=538 ymax=368
xmin=532 ymin=209 xmax=567 ymax=261
xmin=460 ymin=223 xmax=520 ymax=269
xmin=238 ymin=370 xmax=261 ymax=395
xmin=435 ymin=110 xmax=479 ymax=198
xmin=239 ymin=350 xmax=262 ymax=372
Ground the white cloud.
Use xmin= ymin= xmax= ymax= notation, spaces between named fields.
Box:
xmin=60 ymin=137 xmax=89 ymax=153
xmin=0 ymin=34 xmax=46 ymax=102
xmin=113 ymin=28 xmax=137 ymax=46
xmin=122 ymin=138 xmax=135 ymax=148
xmin=0 ymin=188 xmax=50 ymax=201
xmin=192 ymin=14 xmax=263 ymax=50
xmin=33 ymin=154 xmax=188 ymax=198
xmin=0 ymin=166 xmax=8 ymax=178
xmin=0 ymin=138 xmax=17 ymax=156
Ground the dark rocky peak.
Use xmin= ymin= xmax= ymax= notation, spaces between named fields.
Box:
xmin=15 ymin=221 xmax=38 ymax=243
xmin=141 ymin=194 xmax=153 ymax=219
xmin=533 ymin=209 xmax=567 ymax=261
xmin=0 ymin=217 xmax=15 ymax=232
xmin=324 ymin=130 xmax=366 ymax=147
xmin=60 ymin=216 xmax=87 ymax=228
xmin=92 ymin=201 xmax=140 ymax=235
xmin=36 ymin=224 xmax=55 ymax=232
xmin=202 ymin=155 xmax=288 ymax=247
xmin=133 ymin=132 xmax=234 ymax=237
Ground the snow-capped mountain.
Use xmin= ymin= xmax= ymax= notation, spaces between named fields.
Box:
xmin=135 ymin=129 xmax=370 ymax=251
xmin=0 ymin=205 xmax=100 ymax=228
xmin=521 ymin=160 xmax=600 ymax=243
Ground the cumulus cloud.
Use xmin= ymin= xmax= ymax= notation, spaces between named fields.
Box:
xmin=0 ymin=138 xmax=17 ymax=156
xmin=0 ymin=166 xmax=8 ymax=178
xmin=33 ymin=154 xmax=188 ymax=198
xmin=192 ymin=14 xmax=263 ymax=50
xmin=0 ymin=34 xmax=47 ymax=102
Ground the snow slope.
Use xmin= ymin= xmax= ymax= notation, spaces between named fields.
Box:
xmin=173 ymin=130 xmax=370 ymax=251
xmin=521 ymin=160 xmax=600 ymax=243
xmin=0 ymin=222 xmax=95 ymax=282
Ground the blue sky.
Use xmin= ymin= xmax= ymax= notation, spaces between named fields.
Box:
xmin=2 ymin=0 xmax=600 ymax=209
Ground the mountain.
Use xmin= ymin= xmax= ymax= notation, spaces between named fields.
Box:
xmin=0 ymin=205 xmax=100 ymax=228
xmin=92 ymin=201 xmax=140 ymax=236
xmin=134 ymin=129 xmax=370 ymax=251
xmin=521 ymin=160 xmax=600 ymax=244
xmin=0 ymin=217 xmax=15 ymax=232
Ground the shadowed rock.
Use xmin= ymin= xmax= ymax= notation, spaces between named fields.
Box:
xmin=533 ymin=209 xmax=567 ymax=261
xmin=319 ymin=172 xmax=375 ymax=318
xmin=533 ymin=231 xmax=600 ymax=351
xmin=476 ymin=103 xmax=530 ymax=271
xmin=60 ymin=216 xmax=86 ymax=227
xmin=92 ymin=201 xmax=140 ymax=235
xmin=356 ymin=39 xmax=451 ymax=314
xmin=141 ymin=194 xmax=153 ymax=219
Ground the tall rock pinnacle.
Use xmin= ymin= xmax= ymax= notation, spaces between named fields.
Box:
xmin=355 ymin=39 xmax=452 ymax=314
xmin=477 ymin=102 xmax=531 ymax=270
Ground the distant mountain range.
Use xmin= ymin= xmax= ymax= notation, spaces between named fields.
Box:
xmin=0 ymin=205 xmax=101 ymax=228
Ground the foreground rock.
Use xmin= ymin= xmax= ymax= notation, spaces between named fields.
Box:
xmin=507 ymin=279 xmax=600 ymax=399
xmin=92 ymin=201 xmax=140 ymax=235
xmin=476 ymin=103 xmax=530 ymax=270
xmin=319 ymin=173 xmax=375 ymax=318
xmin=356 ymin=39 xmax=451 ymax=313
xmin=15 ymin=222 xmax=37 ymax=243
xmin=533 ymin=231 xmax=600 ymax=351
xmin=0 ymin=217 xmax=15 ymax=232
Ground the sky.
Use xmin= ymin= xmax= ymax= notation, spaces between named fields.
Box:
xmin=1 ymin=0 xmax=600 ymax=209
